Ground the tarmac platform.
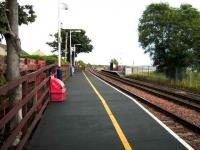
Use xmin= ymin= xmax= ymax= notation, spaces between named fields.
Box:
xmin=27 ymin=71 xmax=190 ymax=150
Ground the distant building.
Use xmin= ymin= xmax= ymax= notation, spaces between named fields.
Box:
xmin=32 ymin=49 xmax=46 ymax=56
xmin=0 ymin=43 xmax=29 ymax=56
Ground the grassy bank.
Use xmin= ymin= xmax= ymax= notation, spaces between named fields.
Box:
xmin=127 ymin=71 xmax=200 ymax=94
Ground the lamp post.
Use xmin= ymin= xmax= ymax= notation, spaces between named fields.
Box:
xmin=57 ymin=0 xmax=68 ymax=80
xmin=73 ymin=44 xmax=81 ymax=71
xmin=69 ymin=30 xmax=81 ymax=76
xmin=64 ymin=32 xmax=68 ymax=62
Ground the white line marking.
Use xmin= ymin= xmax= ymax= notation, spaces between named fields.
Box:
xmin=88 ymin=71 xmax=194 ymax=150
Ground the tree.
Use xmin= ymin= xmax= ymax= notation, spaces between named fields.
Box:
xmin=110 ymin=58 xmax=118 ymax=70
xmin=138 ymin=3 xmax=200 ymax=80
xmin=0 ymin=0 xmax=36 ymax=143
xmin=110 ymin=58 xmax=118 ymax=65
xmin=0 ymin=2 xmax=36 ymax=41
xmin=77 ymin=60 xmax=86 ymax=70
xmin=46 ymin=29 xmax=93 ymax=62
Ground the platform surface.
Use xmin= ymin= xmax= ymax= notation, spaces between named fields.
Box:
xmin=27 ymin=71 xmax=188 ymax=150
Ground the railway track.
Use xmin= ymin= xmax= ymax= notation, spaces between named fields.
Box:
xmin=88 ymin=68 xmax=200 ymax=150
xmin=101 ymin=70 xmax=200 ymax=111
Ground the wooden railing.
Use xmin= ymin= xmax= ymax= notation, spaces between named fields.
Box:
xmin=0 ymin=64 xmax=57 ymax=150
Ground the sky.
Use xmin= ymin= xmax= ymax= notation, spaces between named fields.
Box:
xmin=15 ymin=0 xmax=200 ymax=66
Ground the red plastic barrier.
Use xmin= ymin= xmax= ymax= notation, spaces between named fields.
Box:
xmin=50 ymin=75 xmax=66 ymax=102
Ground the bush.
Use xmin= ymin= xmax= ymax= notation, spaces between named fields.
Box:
xmin=21 ymin=54 xmax=66 ymax=65
xmin=127 ymin=72 xmax=200 ymax=94
xmin=77 ymin=60 xmax=86 ymax=70
xmin=44 ymin=55 xmax=58 ymax=65
xmin=61 ymin=59 xmax=68 ymax=65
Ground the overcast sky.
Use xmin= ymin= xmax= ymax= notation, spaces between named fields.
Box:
xmin=17 ymin=0 xmax=200 ymax=66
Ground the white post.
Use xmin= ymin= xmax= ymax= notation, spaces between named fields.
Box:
xmin=69 ymin=30 xmax=72 ymax=76
xmin=73 ymin=44 xmax=81 ymax=66
xmin=58 ymin=0 xmax=61 ymax=67
xmin=73 ymin=45 xmax=76 ymax=66
xmin=65 ymin=32 xmax=68 ymax=61
xmin=70 ymin=31 xmax=72 ymax=66
xmin=69 ymin=30 xmax=81 ymax=76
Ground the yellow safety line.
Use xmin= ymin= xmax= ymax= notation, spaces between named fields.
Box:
xmin=83 ymin=72 xmax=132 ymax=150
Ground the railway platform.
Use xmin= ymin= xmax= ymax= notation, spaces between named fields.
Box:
xmin=27 ymin=71 xmax=190 ymax=150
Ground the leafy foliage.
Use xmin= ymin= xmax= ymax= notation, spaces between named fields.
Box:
xmin=21 ymin=54 xmax=59 ymax=65
xmin=77 ymin=60 xmax=86 ymax=70
xmin=0 ymin=2 xmax=9 ymax=39
xmin=18 ymin=5 xmax=36 ymax=25
xmin=46 ymin=29 xmax=93 ymax=61
xmin=110 ymin=58 xmax=118 ymax=70
xmin=127 ymin=71 xmax=200 ymax=94
xmin=0 ymin=1 xmax=36 ymax=41
xmin=110 ymin=58 xmax=118 ymax=65
xmin=138 ymin=3 xmax=200 ymax=79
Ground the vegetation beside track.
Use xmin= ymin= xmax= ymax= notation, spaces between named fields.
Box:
xmin=127 ymin=71 xmax=200 ymax=94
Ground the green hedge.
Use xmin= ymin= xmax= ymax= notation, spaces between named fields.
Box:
xmin=21 ymin=54 xmax=56 ymax=64
xmin=21 ymin=54 xmax=68 ymax=65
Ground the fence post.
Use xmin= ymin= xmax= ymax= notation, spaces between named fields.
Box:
xmin=142 ymin=66 xmax=143 ymax=75
xmin=175 ymin=67 xmax=178 ymax=84
xmin=33 ymin=76 xmax=37 ymax=105
xmin=189 ymin=71 xmax=192 ymax=87
xmin=22 ymin=77 xmax=28 ymax=134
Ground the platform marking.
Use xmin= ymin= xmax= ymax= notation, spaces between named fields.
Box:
xmin=83 ymin=72 xmax=132 ymax=150
xmin=89 ymin=71 xmax=194 ymax=150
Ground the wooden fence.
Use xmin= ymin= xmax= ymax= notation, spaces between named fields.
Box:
xmin=0 ymin=64 xmax=59 ymax=149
